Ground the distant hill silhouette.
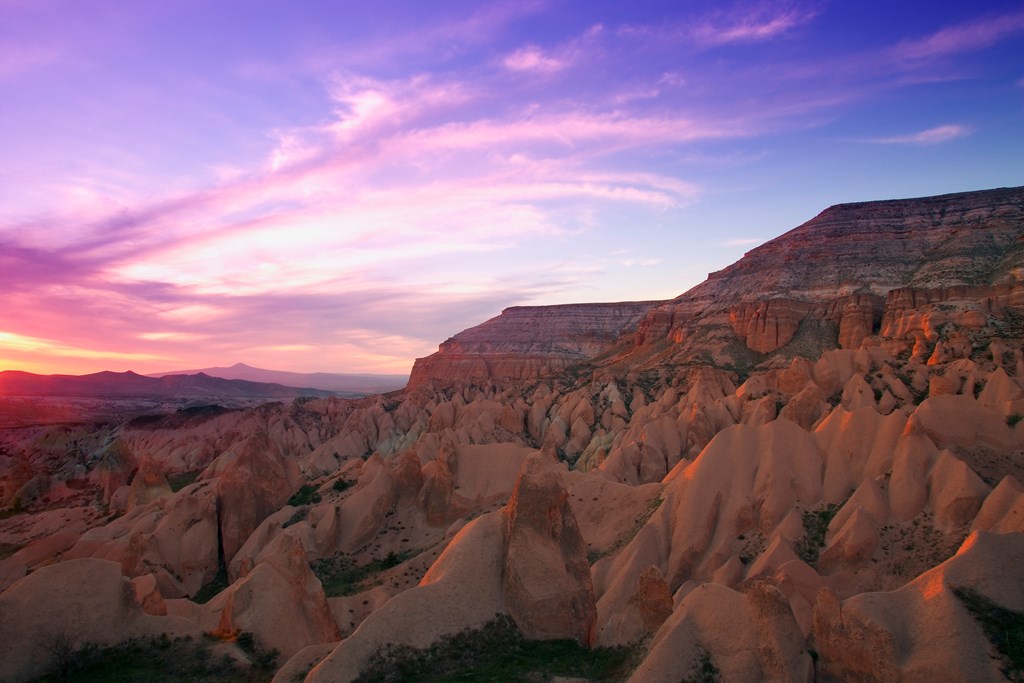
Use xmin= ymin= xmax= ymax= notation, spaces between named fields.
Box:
xmin=0 ymin=369 xmax=336 ymax=398
xmin=147 ymin=362 xmax=407 ymax=394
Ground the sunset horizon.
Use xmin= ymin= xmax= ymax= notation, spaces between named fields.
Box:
xmin=3 ymin=0 xmax=1023 ymax=376
xmin=4 ymin=4 xmax=1024 ymax=678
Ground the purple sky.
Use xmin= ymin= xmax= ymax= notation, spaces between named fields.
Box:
xmin=2 ymin=0 xmax=1023 ymax=375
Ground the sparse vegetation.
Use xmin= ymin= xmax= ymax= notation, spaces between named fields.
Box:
xmin=29 ymin=634 xmax=271 ymax=683
xmin=235 ymin=631 xmax=279 ymax=671
xmin=287 ymin=484 xmax=321 ymax=506
xmin=333 ymin=478 xmax=354 ymax=492
xmin=193 ymin=563 xmax=230 ymax=604
xmin=312 ymin=551 xmax=411 ymax=597
xmin=794 ymin=502 xmax=842 ymax=566
xmin=1007 ymin=413 xmax=1023 ymax=427
xmin=681 ymin=649 xmax=720 ymax=683
xmin=282 ymin=506 xmax=309 ymax=528
xmin=1 ymin=496 xmax=25 ymax=519
xmin=0 ymin=542 xmax=25 ymax=560
xmin=953 ymin=586 xmax=1024 ymax=678
xmin=168 ymin=471 xmax=200 ymax=492
xmin=354 ymin=614 xmax=636 ymax=682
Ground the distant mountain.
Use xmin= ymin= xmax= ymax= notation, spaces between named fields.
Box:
xmin=0 ymin=369 xmax=336 ymax=399
xmin=147 ymin=362 xmax=407 ymax=395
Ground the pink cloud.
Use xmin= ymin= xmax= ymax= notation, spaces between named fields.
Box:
xmin=866 ymin=124 xmax=972 ymax=145
xmin=892 ymin=10 xmax=1024 ymax=62
xmin=504 ymin=45 xmax=566 ymax=72
xmin=501 ymin=24 xmax=604 ymax=74
xmin=619 ymin=2 xmax=819 ymax=47
xmin=305 ymin=1 xmax=549 ymax=70
xmin=693 ymin=3 xmax=820 ymax=46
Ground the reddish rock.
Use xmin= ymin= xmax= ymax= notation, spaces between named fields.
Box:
xmin=209 ymin=431 xmax=302 ymax=564
xmin=503 ymin=455 xmax=596 ymax=645
xmin=409 ymin=302 xmax=660 ymax=386
xmin=631 ymin=565 xmax=674 ymax=634
xmin=216 ymin=534 xmax=339 ymax=657
xmin=730 ymin=299 xmax=811 ymax=353
xmin=126 ymin=459 xmax=172 ymax=511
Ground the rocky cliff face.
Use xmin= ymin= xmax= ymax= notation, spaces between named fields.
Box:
xmin=626 ymin=186 xmax=1024 ymax=365
xmin=693 ymin=185 xmax=1024 ymax=301
xmin=410 ymin=187 xmax=1024 ymax=383
xmin=409 ymin=301 xmax=662 ymax=386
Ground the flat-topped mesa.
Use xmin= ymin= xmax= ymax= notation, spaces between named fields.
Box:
xmin=408 ymin=301 xmax=663 ymax=386
xmin=633 ymin=186 xmax=1024 ymax=358
xmin=695 ymin=185 xmax=1024 ymax=304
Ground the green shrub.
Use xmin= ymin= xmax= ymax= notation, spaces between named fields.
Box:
xmin=0 ymin=542 xmax=24 ymax=560
xmin=235 ymin=632 xmax=279 ymax=671
xmin=287 ymin=484 xmax=321 ymax=506
xmin=312 ymin=551 xmax=411 ymax=597
xmin=168 ymin=471 xmax=199 ymax=493
xmin=794 ymin=503 xmax=842 ymax=566
xmin=29 ymin=634 xmax=272 ymax=682
xmin=1007 ymin=414 xmax=1024 ymax=427
xmin=282 ymin=507 xmax=309 ymax=529
xmin=333 ymin=478 xmax=354 ymax=492
xmin=682 ymin=649 xmax=720 ymax=682
xmin=193 ymin=563 xmax=229 ymax=604
xmin=354 ymin=614 xmax=636 ymax=682
xmin=953 ymin=586 xmax=1024 ymax=677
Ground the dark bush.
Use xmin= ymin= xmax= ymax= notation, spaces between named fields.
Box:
xmin=355 ymin=614 xmax=636 ymax=682
xmin=287 ymin=484 xmax=321 ymax=506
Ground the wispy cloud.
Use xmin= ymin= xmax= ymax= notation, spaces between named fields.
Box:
xmin=504 ymin=45 xmax=567 ymax=72
xmin=693 ymin=2 xmax=821 ymax=46
xmin=306 ymin=0 xmax=548 ymax=69
xmin=502 ymin=24 xmax=604 ymax=73
xmin=620 ymin=1 xmax=820 ymax=47
xmin=720 ymin=237 xmax=763 ymax=247
xmin=865 ymin=124 xmax=972 ymax=145
xmin=891 ymin=10 xmax=1024 ymax=62
xmin=0 ymin=331 xmax=170 ymax=363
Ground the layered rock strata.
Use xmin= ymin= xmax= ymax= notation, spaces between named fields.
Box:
xmin=409 ymin=301 xmax=662 ymax=386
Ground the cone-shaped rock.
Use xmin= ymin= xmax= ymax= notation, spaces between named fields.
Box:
xmin=502 ymin=453 xmax=596 ymax=645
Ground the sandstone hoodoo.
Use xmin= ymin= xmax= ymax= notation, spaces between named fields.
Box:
xmin=3 ymin=186 xmax=1024 ymax=682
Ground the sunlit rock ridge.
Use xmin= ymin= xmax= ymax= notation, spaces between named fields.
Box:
xmin=410 ymin=301 xmax=662 ymax=386
xmin=414 ymin=186 xmax=1024 ymax=384
xmin=2 ymin=185 xmax=1024 ymax=683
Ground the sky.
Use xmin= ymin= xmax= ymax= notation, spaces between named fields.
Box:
xmin=1 ymin=0 xmax=1023 ymax=376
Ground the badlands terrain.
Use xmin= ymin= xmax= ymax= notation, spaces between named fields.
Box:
xmin=2 ymin=186 xmax=1024 ymax=681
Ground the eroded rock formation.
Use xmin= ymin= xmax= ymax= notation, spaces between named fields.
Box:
xmin=1 ymin=186 xmax=1023 ymax=682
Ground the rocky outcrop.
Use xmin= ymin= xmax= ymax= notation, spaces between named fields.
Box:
xmin=409 ymin=302 xmax=661 ymax=385
xmin=215 ymin=534 xmax=338 ymax=658
xmin=207 ymin=431 xmax=303 ymax=564
xmin=633 ymin=186 xmax=1024 ymax=364
xmin=126 ymin=459 xmax=172 ymax=511
xmin=692 ymin=186 xmax=1024 ymax=303
xmin=0 ymin=559 xmax=197 ymax=681
xmin=629 ymin=581 xmax=812 ymax=683
xmin=411 ymin=187 xmax=1024 ymax=379
xmin=306 ymin=511 xmax=508 ymax=683
xmin=730 ymin=299 xmax=812 ymax=353
xmin=813 ymin=531 xmax=1024 ymax=682
xmin=502 ymin=455 xmax=596 ymax=644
